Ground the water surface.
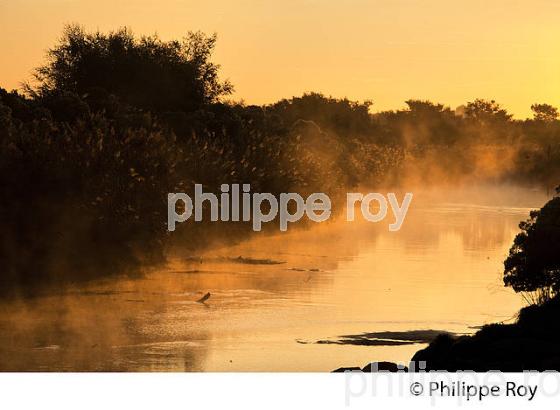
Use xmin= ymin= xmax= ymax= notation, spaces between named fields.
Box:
xmin=0 ymin=186 xmax=549 ymax=371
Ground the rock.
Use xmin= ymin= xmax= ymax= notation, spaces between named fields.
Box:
xmin=332 ymin=362 xmax=408 ymax=372
xmin=332 ymin=367 xmax=362 ymax=373
xmin=362 ymin=361 xmax=408 ymax=372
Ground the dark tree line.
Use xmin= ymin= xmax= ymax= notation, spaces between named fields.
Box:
xmin=1 ymin=25 xmax=560 ymax=294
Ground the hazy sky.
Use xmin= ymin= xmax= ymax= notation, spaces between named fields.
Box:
xmin=1 ymin=0 xmax=559 ymax=118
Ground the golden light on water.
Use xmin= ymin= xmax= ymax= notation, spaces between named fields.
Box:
xmin=0 ymin=186 xmax=548 ymax=371
xmin=1 ymin=0 xmax=559 ymax=376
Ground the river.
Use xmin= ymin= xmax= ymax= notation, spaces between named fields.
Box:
xmin=0 ymin=185 xmax=550 ymax=371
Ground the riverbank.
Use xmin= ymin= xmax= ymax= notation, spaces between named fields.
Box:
xmin=335 ymin=295 xmax=560 ymax=372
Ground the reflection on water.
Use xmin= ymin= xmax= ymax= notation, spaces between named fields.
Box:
xmin=0 ymin=186 xmax=550 ymax=371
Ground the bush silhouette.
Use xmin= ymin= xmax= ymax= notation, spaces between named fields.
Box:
xmin=504 ymin=194 xmax=560 ymax=303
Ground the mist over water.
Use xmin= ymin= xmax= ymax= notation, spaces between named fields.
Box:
xmin=1 ymin=26 xmax=559 ymax=372
xmin=0 ymin=184 xmax=548 ymax=371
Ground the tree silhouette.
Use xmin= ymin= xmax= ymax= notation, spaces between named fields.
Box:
xmin=268 ymin=92 xmax=374 ymax=137
xmin=531 ymin=103 xmax=559 ymax=122
xmin=464 ymin=99 xmax=512 ymax=124
xmin=504 ymin=195 xmax=560 ymax=303
xmin=31 ymin=25 xmax=232 ymax=113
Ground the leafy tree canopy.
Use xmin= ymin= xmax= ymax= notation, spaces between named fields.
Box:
xmin=268 ymin=92 xmax=374 ymax=136
xmin=30 ymin=25 xmax=232 ymax=113
xmin=531 ymin=103 xmax=559 ymax=122
xmin=504 ymin=194 xmax=560 ymax=302
xmin=404 ymin=99 xmax=453 ymax=116
xmin=465 ymin=99 xmax=512 ymax=124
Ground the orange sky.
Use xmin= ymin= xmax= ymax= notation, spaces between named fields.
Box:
xmin=1 ymin=0 xmax=559 ymax=118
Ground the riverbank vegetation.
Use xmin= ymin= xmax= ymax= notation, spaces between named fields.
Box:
xmin=2 ymin=25 xmax=560 ymax=294
xmin=411 ymin=293 xmax=560 ymax=371
xmin=412 ymin=192 xmax=560 ymax=371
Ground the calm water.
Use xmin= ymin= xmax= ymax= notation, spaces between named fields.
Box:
xmin=0 ymin=186 xmax=550 ymax=371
